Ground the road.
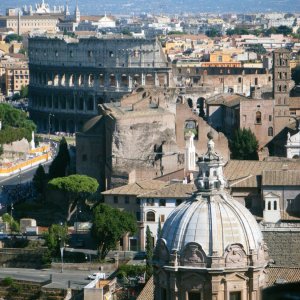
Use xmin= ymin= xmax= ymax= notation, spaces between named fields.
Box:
xmin=0 ymin=160 xmax=51 ymax=187
xmin=0 ymin=160 xmax=52 ymax=208
xmin=0 ymin=267 xmax=95 ymax=289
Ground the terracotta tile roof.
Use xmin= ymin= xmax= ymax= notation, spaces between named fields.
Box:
xmin=101 ymin=180 xmax=168 ymax=196
xmin=138 ymin=183 xmax=195 ymax=198
xmin=262 ymin=170 xmax=300 ymax=186
xmin=280 ymin=211 xmax=300 ymax=221
xmin=267 ymin=266 xmax=300 ymax=286
xmin=137 ymin=276 xmax=154 ymax=300
xmin=224 ymin=160 xmax=300 ymax=188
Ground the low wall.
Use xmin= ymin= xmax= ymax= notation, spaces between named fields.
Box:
xmin=0 ymin=153 xmax=50 ymax=177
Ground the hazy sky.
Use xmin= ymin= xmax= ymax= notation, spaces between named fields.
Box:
xmin=0 ymin=0 xmax=299 ymax=15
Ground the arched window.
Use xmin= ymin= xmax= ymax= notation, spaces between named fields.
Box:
xmin=268 ymin=201 xmax=271 ymax=210
xmin=268 ymin=127 xmax=273 ymax=137
xmin=274 ymin=201 xmax=277 ymax=210
xmin=146 ymin=211 xmax=155 ymax=222
xmin=256 ymin=111 xmax=261 ymax=124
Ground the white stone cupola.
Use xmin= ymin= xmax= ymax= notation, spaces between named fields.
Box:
xmin=194 ymin=132 xmax=226 ymax=191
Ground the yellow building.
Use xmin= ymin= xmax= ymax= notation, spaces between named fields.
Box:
xmin=5 ymin=63 xmax=29 ymax=96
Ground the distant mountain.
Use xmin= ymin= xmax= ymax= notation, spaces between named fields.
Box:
xmin=0 ymin=0 xmax=299 ymax=15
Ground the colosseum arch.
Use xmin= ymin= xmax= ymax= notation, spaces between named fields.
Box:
xmin=69 ymin=74 xmax=75 ymax=87
xmin=133 ymin=74 xmax=141 ymax=87
xmin=146 ymin=74 xmax=154 ymax=86
xmin=87 ymin=96 xmax=94 ymax=111
xmin=121 ymin=74 xmax=128 ymax=88
xmin=78 ymin=97 xmax=84 ymax=111
xmin=68 ymin=120 xmax=75 ymax=133
xmin=99 ymin=74 xmax=104 ymax=86
xmin=53 ymin=74 xmax=59 ymax=86
xmin=109 ymin=74 xmax=116 ymax=87
xmin=78 ymin=74 xmax=84 ymax=86
xmin=88 ymin=74 xmax=94 ymax=87
xmin=60 ymin=74 xmax=65 ymax=86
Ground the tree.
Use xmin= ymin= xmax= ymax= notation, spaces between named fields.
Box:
xmin=0 ymin=103 xmax=36 ymax=144
xmin=145 ymin=226 xmax=153 ymax=280
xmin=230 ymin=128 xmax=259 ymax=160
xmin=2 ymin=213 xmax=19 ymax=233
xmin=4 ymin=34 xmax=22 ymax=43
xmin=48 ymin=174 xmax=99 ymax=221
xmin=43 ymin=223 xmax=68 ymax=256
xmin=91 ymin=204 xmax=137 ymax=260
xmin=157 ymin=218 xmax=162 ymax=239
xmin=32 ymin=164 xmax=47 ymax=197
xmin=48 ymin=137 xmax=70 ymax=180
xmin=292 ymin=65 xmax=300 ymax=85
xmin=20 ymin=85 xmax=28 ymax=98
xmin=205 ymin=28 xmax=221 ymax=38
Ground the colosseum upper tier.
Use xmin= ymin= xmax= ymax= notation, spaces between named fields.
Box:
xmin=28 ymin=35 xmax=172 ymax=133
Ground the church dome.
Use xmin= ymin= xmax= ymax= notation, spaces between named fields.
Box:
xmin=155 ymin=134 xmax=268 ymax=269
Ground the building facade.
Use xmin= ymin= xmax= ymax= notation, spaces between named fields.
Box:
xmin=153 ymin=135 xmax=269 ymax=300
xmin=28 ymin=35 xmax=171 ymax=132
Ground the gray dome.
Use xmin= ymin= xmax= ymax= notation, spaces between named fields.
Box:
xmin=161 ymin=191 xmax=263 ymax=257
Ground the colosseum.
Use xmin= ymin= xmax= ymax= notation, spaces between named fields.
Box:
xmin=28 ymin=34 xmax=172 ymax=133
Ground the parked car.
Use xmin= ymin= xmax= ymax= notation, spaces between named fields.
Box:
xmin=87 ymin=272 xmax=106 ymax=280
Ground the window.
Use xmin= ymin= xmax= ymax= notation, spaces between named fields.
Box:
xmin=109 ymin=51 xmax=114 ymax=57
xmin=213 ymin=170 xmax=217 ymax=176
xmin=159 ymin=199 xmax=166 ymax=206
xmin=268 ymin=127 xmax=273 ymax=137
xmin=205 ymin=171 xmax=209 ymax=177
xmin=125 ymin=196 xmax=129 ymax=204
xmin=256 ymin=111 xmax=262 ymax=124
xmin=136 ymin=198 xmax=141 ymax=205
xmin=88 ymin=50 xmax=93 ymax=57
xmin=176 ymin=199 xmax=182 ymax=206
xmin=269 ymin=115 xmax=272 ymax=122
xmin=146 ymin=211 xmax=155 ymax=222
xmin=160 ymin=214 xmax=165 ymax=223
xmin=274 ymin=201 xmax=277 ymax=210
xmin=268 ymin=201 xmax=271 ymax=210
xmin=230 ymin=291 xmax=241 ymax=300
xmin=238 ymin=77 xmax=242 ymax=83
xmin=70 ymin=50 xmax=73 ymax=57
xmin=255 ymin=78 xmax=258 ymax=85
xmin=113 ymin=196 xmax=118 ymax=204
xmin=146 ymin=199 xmax=155 ymax=206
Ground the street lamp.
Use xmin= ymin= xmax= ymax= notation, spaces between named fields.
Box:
xmin=10 ymin=202 xmax=14 ymax=234
xmin=59 ymin=222 xmax=65 ymax=273
xmin=48 ymin=113 xmax=55 ymax=142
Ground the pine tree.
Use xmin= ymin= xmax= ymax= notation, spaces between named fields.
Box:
xmin=145 ymin=226 xmax=153 ymax=280
xmin=32 ymin=164 xmax=47 ymax=196
xmin=48 ymin=137 xmax=70 ymax=180
xmin=157 ymin=218 xmax=162 ymax=239
xmin=230 ymin=128 xmax=259 ymax=160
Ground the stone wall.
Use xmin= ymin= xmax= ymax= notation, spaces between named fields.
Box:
xmin=262 ymin=229 xmax=300 ymax=267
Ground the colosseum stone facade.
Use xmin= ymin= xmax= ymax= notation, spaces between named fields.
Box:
xmin=28 ymin=35 xmax=172 ymax=133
